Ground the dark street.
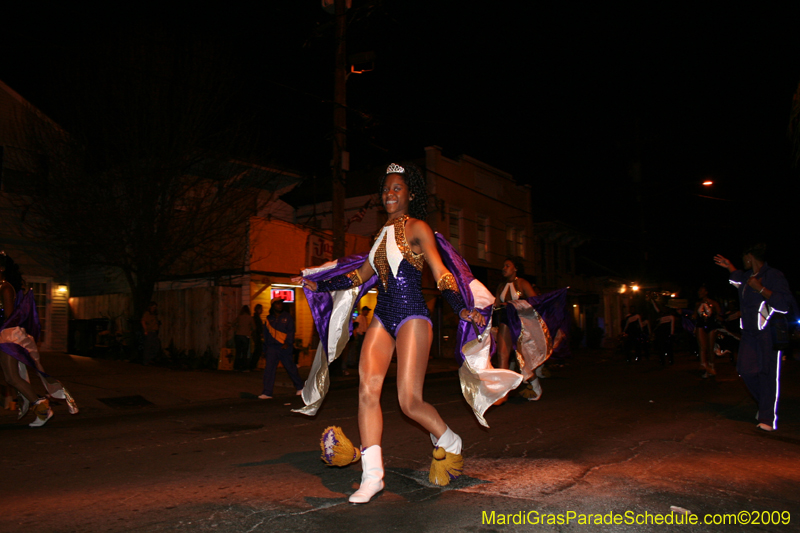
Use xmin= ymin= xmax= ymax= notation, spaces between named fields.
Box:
xmin=3 ymin=349 xmax=799 ymax=532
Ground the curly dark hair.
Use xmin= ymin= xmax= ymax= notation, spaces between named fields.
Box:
xmin=379 ymin=161 xmax=428 ymax=221
xmin=506 ymin=256 xmax=526 ymax=278
xmin=0 ymin=253 xmax=23 ymax=293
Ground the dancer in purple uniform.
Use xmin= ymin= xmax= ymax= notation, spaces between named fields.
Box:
xmin=714 ymin=243 xmax=795 ymax=431
xmin=292 ymin=162 xmax=519 ymax=504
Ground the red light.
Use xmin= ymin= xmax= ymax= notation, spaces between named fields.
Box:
xmin=270 ymin=289 xmax=295 ymax=303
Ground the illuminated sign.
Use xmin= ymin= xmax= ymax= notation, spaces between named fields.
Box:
xmin=270 ymin=288 xmax=295 ymax=303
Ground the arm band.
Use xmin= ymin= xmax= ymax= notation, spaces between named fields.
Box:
xmin=437 ymin=273 xmax=467 ymax=317
xmin=315 ymin=269 xmax=362 ymax=292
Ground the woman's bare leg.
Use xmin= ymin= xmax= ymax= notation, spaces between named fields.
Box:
xmin=496 ymin=324 xmax=512 ymax=369
xmin=358 ymin=322 xmax=395 ymax=448
xmin=395 ymin=319 xmax=447 ymax=440
xmin=0 ymin=354 xmax=38 ymax=403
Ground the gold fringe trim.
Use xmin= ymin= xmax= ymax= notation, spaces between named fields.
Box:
xmin=346 ymin=269 xmax=363 ymax=287
xmin=436 ymin=272 xmax=459 ymax=293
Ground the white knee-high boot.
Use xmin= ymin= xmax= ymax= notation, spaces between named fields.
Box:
xmin=349 ymin=445 xmax=384 ymax=503
xmin=430 ymin=426 xmax=462 ymax=454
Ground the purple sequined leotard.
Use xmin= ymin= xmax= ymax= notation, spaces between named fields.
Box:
xmin=368 ymin=215 xmax=431 ymax=338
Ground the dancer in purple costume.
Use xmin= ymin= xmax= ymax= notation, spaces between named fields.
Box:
xmin=293 ymin=162 xmax=521 ymax=504
xmin=0 ymin=253 xmax=76 ymax=427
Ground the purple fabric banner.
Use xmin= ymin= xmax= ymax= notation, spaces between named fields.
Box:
xmin=506 ymin=287 xmax=569 ymax=353
xmin=302 ymin=253 xmax=378 ymax=353
xmin=1 ymin=290 xmax=41 ymax=341
xmin=434 ymin=234 xmax=497 ymax=364
xmin=0 ymin=289 xmax=47 ymax=375
xmin=0 ymin=341 xmax=39 ymax=370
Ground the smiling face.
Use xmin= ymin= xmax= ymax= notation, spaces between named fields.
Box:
xmin=501 ymin=260 xmax=517 ymax=279
xmin=382 ymin=173 xmax=412 ymax=217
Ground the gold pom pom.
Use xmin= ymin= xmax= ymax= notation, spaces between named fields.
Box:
xmin=320 ymin=426 xmax=361 ymax=467
xmin=33 ymin=398 xmax=50 ymax=418
xmin=429 ymin=447 xmax=463 ymax=486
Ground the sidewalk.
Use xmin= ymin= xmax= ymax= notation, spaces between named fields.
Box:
xmin=1 ymin=351 xmax=462 ymax=421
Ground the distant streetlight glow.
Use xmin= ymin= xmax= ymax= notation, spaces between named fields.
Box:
xmin=702 ymin=180 xmax=713 ymax=186
xmin=632 ymin=285 xmax=640 ymax=292
xmin=57 ymin=285 xmax=68 ymax=293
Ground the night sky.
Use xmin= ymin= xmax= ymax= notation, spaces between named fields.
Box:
xmin=2 ymin=2 xmax=799 ymax=296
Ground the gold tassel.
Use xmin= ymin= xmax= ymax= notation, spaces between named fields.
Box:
xmin=519 ymin=380 xmax=542 ymax=401
xmin=320 ymin=426 xmax=362 ymax=467
xmin=428 ymin=446 xmax=464 ymax=486
xmin=32 ymin=398 xmax=50 ymax=420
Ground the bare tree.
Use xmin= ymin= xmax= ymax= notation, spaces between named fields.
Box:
xmin=13 ymin=28 xmax=291 ymax=323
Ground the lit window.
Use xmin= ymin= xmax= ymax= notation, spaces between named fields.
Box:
xmin=517 ymin=229 xmax=525 ymax=258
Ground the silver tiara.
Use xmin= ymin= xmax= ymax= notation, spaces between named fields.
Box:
xmin=386 ymin=163 xmax=405 ymax=174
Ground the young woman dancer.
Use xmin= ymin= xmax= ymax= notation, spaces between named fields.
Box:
xmin=293 ymin=162 xmax=521 ymax=503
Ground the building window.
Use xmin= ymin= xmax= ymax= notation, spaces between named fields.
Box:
xmin=517 ymin=229 xmax=526 ymax=258
xmin=476 ymin=216 xmax=488 ymax=260
xmin=553 ymin=244 xmax=560 ymax=271
xmin=506 ymin=227 xmax=515 ymax=256
xmin=30 ymin=282 xmax=48 ymax=343
xmin=448 ymin=208 xmax=461 ymax=250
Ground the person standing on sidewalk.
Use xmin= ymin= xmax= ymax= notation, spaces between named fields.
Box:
xmin=233 ymin=305 xmax=253 ymax=371
xmin=693 ymin=285 xmax=722 ymax=378
xmin=141 ymin=302 xmax=161 ymax=366
xmin=714 ymin=243 xmax=795 ymax=431
xmin=259 ymin=298 xmax=303 ymax=399
xmin=348 ymin=305 xmax=371 ymax=371
xmin=250 ymin=304 xmax=264 ymax=371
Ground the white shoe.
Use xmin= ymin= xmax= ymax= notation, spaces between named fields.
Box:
xmin=29 ymin=398 xmax=53 ymax=428
xmin=258 ymin=394 xmax=272 ymax=400
xmin=431 ymin=426 xmax=462 ymax=455
xmin=349 ymin=445 xmax=384 ymax=504
xmin=529 ymin=377 xmax=543 ymax=401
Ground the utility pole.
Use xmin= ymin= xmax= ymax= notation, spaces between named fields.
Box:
xmin=332 ymin=0 xmax=347 ymax=259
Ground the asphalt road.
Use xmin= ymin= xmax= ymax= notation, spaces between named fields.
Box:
xmin=3 ymin=349 xmax=799 ymax=533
